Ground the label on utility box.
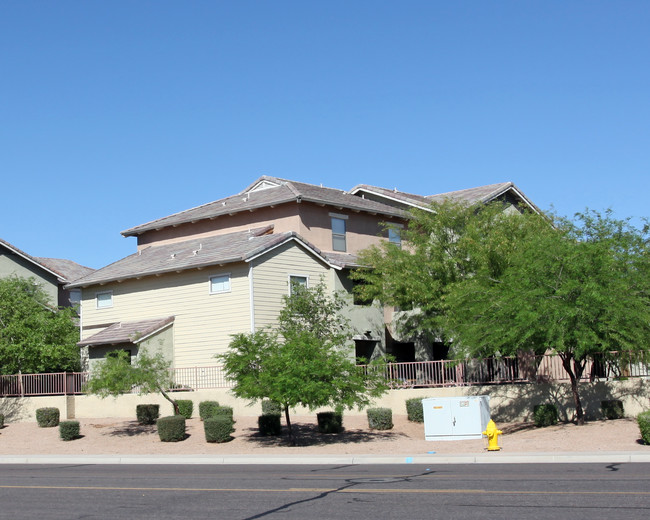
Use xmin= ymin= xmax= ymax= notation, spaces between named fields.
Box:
xmin=460 ymin=400 xmax=469 ymax=407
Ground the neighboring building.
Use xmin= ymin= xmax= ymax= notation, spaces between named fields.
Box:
xmin=68 ymin=176 xmax=538 ymax=370
xmin=0 ymin=238 xmax=94 ymax=308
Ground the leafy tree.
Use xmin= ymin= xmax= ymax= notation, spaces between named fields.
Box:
xmin=354 ymin=201 xmax=650 ymax=425
xmin=0 ymin=276 xmax=80 ymax=374
xmin=446 ymin=209 xmax=650 ymax=424
xmin=351 ymin=200 xmax=529 ymax=342
xmin=218 ymin=283 xmax=389 ymax=445
xmin=84 ymin=349 xmax=181 ymax=415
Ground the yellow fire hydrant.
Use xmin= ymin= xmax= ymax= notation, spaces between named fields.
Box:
xmin=482 ymin=420 xmax=503 ymax=451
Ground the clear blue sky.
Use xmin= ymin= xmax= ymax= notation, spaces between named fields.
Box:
xmin=2 ymin=1 xmax=649 ymax=269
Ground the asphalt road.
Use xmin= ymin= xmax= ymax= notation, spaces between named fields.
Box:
xmin=0 ymin=463 xmax=648 ymax=520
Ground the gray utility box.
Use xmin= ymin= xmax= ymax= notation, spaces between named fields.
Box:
xmin=422 ymin=396 xmax=490 ymax=441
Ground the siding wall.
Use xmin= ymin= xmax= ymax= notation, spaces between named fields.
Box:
xmin=0 ymin=252 xmax=60 ymax=306
xmin=80 ymin=264 xmax=251 ymax=368
xmin=251 ymin=241 xmax=333 ymax=331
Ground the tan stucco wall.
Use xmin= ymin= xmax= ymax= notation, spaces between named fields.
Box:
xmin=135 ymin=201 xmax=406 ymax=257
xmin=136 ymin=204 xmax=302 ymax=250
xmin=4 ymin=380 xmax=647 ymax=423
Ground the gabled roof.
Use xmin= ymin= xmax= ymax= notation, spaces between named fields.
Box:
xmin=35 ymin=257 xmax=95 ymax=283
xmin=122 ymin=176 xmax=406 ymax=237
xmin=350 ymin=181 xmax=540 ymax=213
xmin=67 ymin=225 xmax=342 ymax=289
xmin=0 ymin=238 xmax=94 ymax=283
xmin=78 ymin=316 xmax=175 ymax=347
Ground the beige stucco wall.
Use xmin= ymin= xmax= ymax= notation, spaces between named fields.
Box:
xmin=136 ymin=204 xmax=302 ymax=250
xmin=4 ymin=380 xmax=647 ymax=423
xmin=135 ymin=201 xmax=406 ymax=258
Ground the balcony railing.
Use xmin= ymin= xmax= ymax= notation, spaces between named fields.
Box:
xmin=1 ymin=351 xmax=647 ymax=397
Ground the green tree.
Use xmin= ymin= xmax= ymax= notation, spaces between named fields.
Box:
xmin=84 ymin=349 xmax=181 ymax=415
xmin=354 ymin=201 xmax=650 ymax=425
xmin=446 ymin=209 xmax=650 ymax=424
xmin=218 ymin=283 xmax=389 ymax=445
xmin=0 ymin=276 xmax=80 ymax=374
xmin=351 ymin=200 xmax=528 ymax=342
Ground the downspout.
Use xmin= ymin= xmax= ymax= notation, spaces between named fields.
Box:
xmin=249 ymin=261 xmax=256 ymax=332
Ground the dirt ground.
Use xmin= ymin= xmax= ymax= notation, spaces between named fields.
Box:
xmin=0 ymin=415 xmax=646 ymax=456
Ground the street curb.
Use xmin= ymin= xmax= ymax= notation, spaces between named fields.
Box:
xmin=0 ymin=451 xmax=649 ymax=465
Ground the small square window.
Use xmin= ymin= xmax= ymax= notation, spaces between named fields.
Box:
xmin=289 ymin=275 xmax=308 ymax=295
xmin=96 ymin=291 xmax=113 ymax=309
xmin=209 ymin=274 xmax=231 ymax=294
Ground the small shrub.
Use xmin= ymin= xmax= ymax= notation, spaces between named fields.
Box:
xmin=199 ymin=400 xmax=220 ymax=421
xmin=406 ymin=398 xmax=424 ymax=423
xmin=367 ymin=408 xmax=393 ymax=430
xmin=136 ymin=404 xmax=160 ymax=425
xmin=258 ymin=414 xmax=282 ymax=436
xmin=176 ymin=400 xmax=194 ymax=419
xmin=533 ymin=404 xmax=558 ymax=427
xmin=638 ymin=411 xmax=650 ymax=445
xmin=214 ymin=406 xmax=234 ymax=420
xmin=59 ymin=420 xmax=80 ymax=441
xmin=36 ymin=407 xmax=60 ymax=428
xmin=261 ymin=399 xmax=282 ymax=416
xmin=0 ymin=413 xmax=4 ymax=428
xmin=204 ymin=416 xmax=234 ymax=443
xmin=157 ymin=415 xmax=186 ymax=442
xmin=601 ymin=400 xmax=625 ymax=420
xmin=317 ymin=411 xmax=343 ymax=434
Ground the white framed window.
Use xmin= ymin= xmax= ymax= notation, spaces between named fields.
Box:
xmin=288 ymin=274 xmax=308 ymax=295
xmin=96 ymin=291 xmax=113 ymax=309
xmin=209 ymin=274 xmax=231 ymax=294
xmin=331 ymin=215 xmax=347 ymax=252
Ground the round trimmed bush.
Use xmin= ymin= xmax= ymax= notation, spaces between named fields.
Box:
xmin=533 ymin=404 xmax=558 ymax=427
xmin=638 ymin=411 xmax=650 ymax=445
xmin=367 ymin=408 xmax=393 ymax=430
xmin=261 ymin=399 xmax=282 ymax=417
xmin=204 ymin=416 xmax=234 ymax=443
xmin=136 ymin=404 xmax=160 ymax=425
xmin=176 ymin=400 xmax=194 ymax=419
xmin=406 ymin=398 xmax=424 ymax=423
xmin=199 ymin=401 xmax=220 ymax=421
xmin=601 ymin=400 xmax=624 ymax=420
xmin=36 ymin=407 xmax=60 ymax=428
xmin=157 ymin=415 xmax=186 ymax=442
xmin=59 ymin=420 xmax=80 ymax=441
xmin=317 ymin=411 xmax=343 ymax=434
xmin=258 ymin=414 xmax=282 ymax=436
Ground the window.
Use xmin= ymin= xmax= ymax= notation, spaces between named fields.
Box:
xmin=331 ymin=216 xmax=347 ymax=252
xmin=106 ymin=349 xmax=132 ymax=364
xmin=388 ymin=226 xmax=402 ymax=248
xmin=96 ymin=291 xmax=113 ymax=309
xmin=209 ymin=274 xmax=231 ymax=294
xmin=289 ymin=275 xmax=308 ymax=295
xmin=69 ymin=289 xmax=81 ymax=307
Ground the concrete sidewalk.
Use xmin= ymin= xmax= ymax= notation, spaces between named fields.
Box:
xmin=1 ymin=451 xmax=649 ymax=465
